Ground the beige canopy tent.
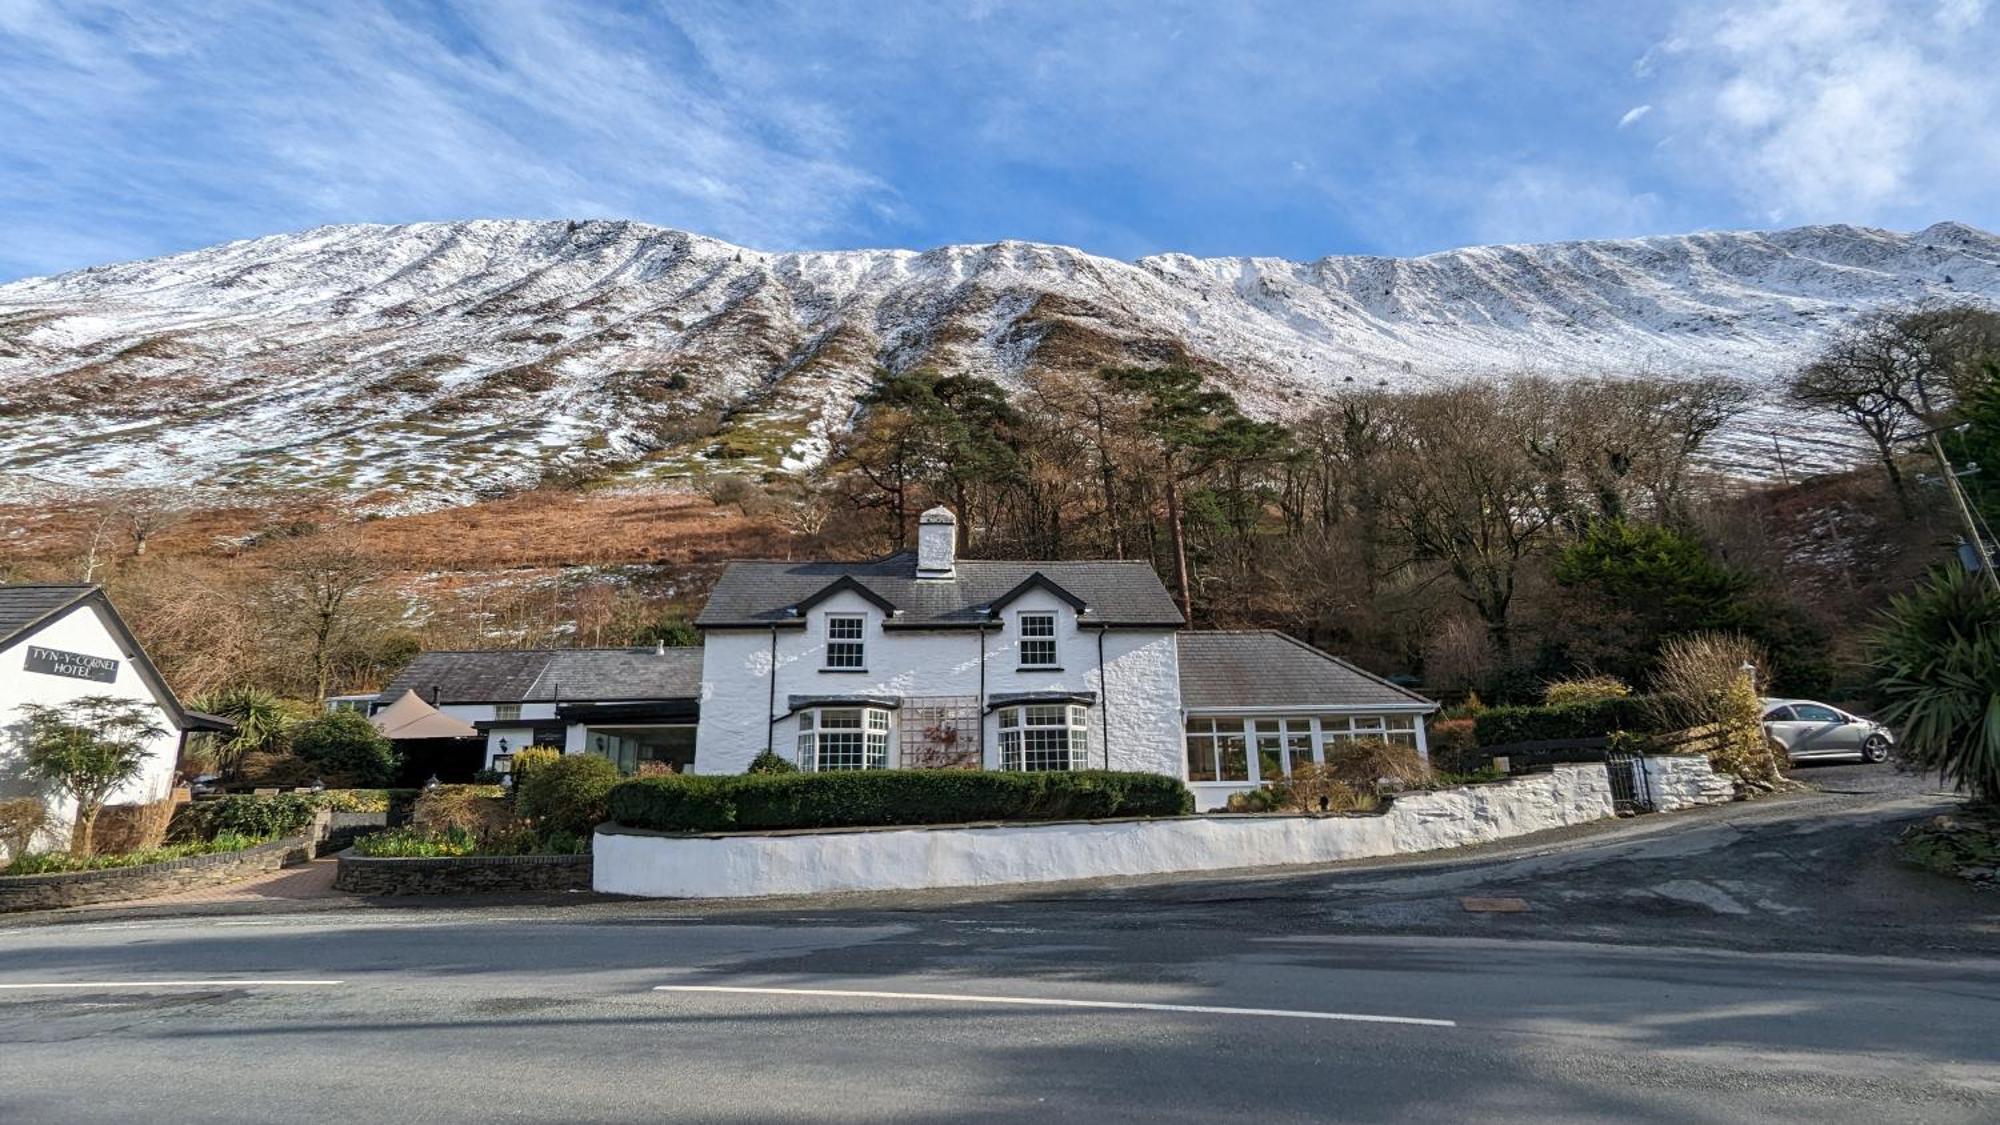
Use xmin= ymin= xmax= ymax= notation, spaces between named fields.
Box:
xmin=369 ymin=689 xmax=480 ymax=741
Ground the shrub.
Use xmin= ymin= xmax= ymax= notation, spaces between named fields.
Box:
xmin=516 ymin=754 xmax=620 ymax=837
xmin=0 ymin=797 xmax=49 ymax=860
xmin=1269 ymin=763 xmax=1379 ymax=814
xmin=1648 ymin=631 xmax=1771 ymax=731
xmin=608 ymin=770 xmax=1193 ymax=833
xmin=1869 ymin=565 xmax=2000 ymax=803
xmin=745 ymin=749 xmax=799 ymax=775
xmin=1543 ymin=675 xmax=1632 ymax=706
xmin=1472 ymin=696 xmax=1660 ymax=746
xmin=172 ymin=793 xmax=323 ymax=842
xmin=507 ymin=747 xmax=564 ymax=796
xmin=316 ymin=788 xmax=410 ymax=814
xmin=290 ymin=712 xmax=400 ymax=787
xmin=1425 ymin=718 xmax=1483 ymax=773
xmin=91 ymin=800 xmax=175 ymax=854
xmin=235 ymin=750 xmax=316 ymax=788
xmin=411 ymin=785 xmax=518 ymax=841
xmin=1325 ymin=738 xmax=1432 ymax=791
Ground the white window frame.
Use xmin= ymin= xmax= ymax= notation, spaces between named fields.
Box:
xmin=1183 ymin=717 xmax=1251 ymax=783
xmin=494 ymin=703 xmax=522 ymax=722
xmin=796 ymin=706 xmax=891 ymax=771
xmin=1017 ymin=612 xmax=1059 ymax=669
xmin=997 ymin=704 xmax=1090 ymax=771
xmin=1186 ymin=713 xmax=1422 ymax=786
xmin=824 ymin=613 xmax=866 ymax=670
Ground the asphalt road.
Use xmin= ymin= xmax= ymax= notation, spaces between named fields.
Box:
xmin=0 ymin=762 xmax=1993 ymax=1123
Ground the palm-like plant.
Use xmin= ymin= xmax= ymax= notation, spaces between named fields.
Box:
xmin=1869 ymin=566 xmax=2000 ymax=804
xmin=187 ymin=686 xmax=301 ymax=777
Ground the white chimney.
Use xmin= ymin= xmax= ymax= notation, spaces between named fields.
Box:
xmin=916 ymin=506 xmax=957 ymax=578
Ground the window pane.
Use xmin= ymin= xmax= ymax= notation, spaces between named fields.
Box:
xmin=1286 ymin=732 xmax=1314 ymax=773
xmin=1256 ymin=734 xmax=1283 ymax=781
xmin=1187 ymin=735 xmax=1217 ymax=781
xmin=822 ymin=709 xmax=861 ymax=729
xmin=796 ymin=732 xmax=815 ymax=770
xmin=1025 ymin=705 xmax=1065 ymax=726
xmin=1255 ymin=719 xmax=1280 ymax=733
xmin=1020 ymin=614 xmax=1055 ymax=636
xmin=1218 ymin=732 xmax=1249 ymax=781
xmin=999 ymin=707 xmax=1020 ymax=729
xmin=1000 ymin=728 xmax=1023 ymax=770
xmin=1793 ymin=704 xmax=1842 ymax=722
xmin=828 ymin=616 xmax=863 ymax=639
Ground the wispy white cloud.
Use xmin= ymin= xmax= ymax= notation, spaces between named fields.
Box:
xmin=1617 ymin=104 xmax=1653 ymax=128
xmin=0 ymin=0 xmax=892 ymax=276
xmin=1651 ymin=0 xmax=2000 ymax=224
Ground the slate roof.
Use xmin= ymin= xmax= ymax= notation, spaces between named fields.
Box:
xmin=696 ymin=552 xmax=1184 ymax=629
xmin=1176 ymin=631 xmax=1435 ymax=711
xmin=377 ymin=647 xmax=704 ymax=705
xmin=0 ymin=584 xmax=97 ymax=649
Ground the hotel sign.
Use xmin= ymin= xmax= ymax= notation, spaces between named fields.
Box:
xmin=24 ymin=645 xmax=120 ymax=684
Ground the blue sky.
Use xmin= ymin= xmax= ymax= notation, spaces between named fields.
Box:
xmin=2 ymin=0 xmax=1997 ymax=280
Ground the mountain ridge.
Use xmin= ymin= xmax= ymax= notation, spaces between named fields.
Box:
xmin=3 ymin=218 xmax=1997 ymax=509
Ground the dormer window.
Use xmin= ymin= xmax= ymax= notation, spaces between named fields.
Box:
xmin=824 ymin=614 xmax=866 ymax=670
xmin=1018 ymin=613 xmax=1058 ymax=669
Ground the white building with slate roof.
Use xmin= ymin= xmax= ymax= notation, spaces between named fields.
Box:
xmin=0 ymin=585 xmax=226 ymax=856
xmin=382 ymin=507 xmax=1437 ymax=810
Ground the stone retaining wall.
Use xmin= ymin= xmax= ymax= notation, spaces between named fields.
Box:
xmin=595 ymin=764 xmax=1615 ymax=899
xmin=0 ymin=835 xmax=314 ymax=912
xmin=333 ymin=852 xmax=593 ymax=896
xmin=1641 ymin=754 xmax=1737 ymax=812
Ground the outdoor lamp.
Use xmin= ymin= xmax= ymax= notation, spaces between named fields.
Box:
xmin=309 ymin=777 xmax=325 ymax=793
xmin=424 ymin=774 xmax=441 ymax=791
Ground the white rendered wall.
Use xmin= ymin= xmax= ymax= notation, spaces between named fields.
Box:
xmin=694 ymin=587 xmax=1183 ymax=777
xmin=595 ymin=764 xmax=1615 ymax=898
xmin=0 ymin=603 xmax=183 ymax=854
xmin=1641 ymin=755 xmax=1736 ymax=811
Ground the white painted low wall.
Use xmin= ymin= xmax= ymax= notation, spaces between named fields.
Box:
xmin=1640 ymin=754 xmax=1736 ymax=812
xmin=593 ymin=764 xmax=1615 ymax=899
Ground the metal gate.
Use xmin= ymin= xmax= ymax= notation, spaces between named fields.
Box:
xmin=1604 ymin=749 xmax=1655 ymax=815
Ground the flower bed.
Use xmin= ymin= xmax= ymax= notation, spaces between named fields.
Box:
xmin=4 ymin=832 xmax=263 ymax=876
xmin=0 ymin=834 xmax=314 ymax=912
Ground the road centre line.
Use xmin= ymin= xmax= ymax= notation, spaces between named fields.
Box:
xmin=651 ymin=984 xmax=1456 ymax=1027
xmin=0 ymin=979 xmax=344 ymax=990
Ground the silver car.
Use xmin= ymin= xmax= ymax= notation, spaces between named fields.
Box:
xmin=1760 ymin=699 xmax=1893 ymax=763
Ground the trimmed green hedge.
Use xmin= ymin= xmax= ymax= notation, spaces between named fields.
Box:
xmin=607 ymin=769 xmax=1194 ymax=833
xmin=1473 ymin=696 xmax=1661 ymax=747
xmin=171 ymin=794 xmax=323 ymax=842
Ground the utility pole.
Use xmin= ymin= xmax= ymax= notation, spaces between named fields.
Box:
xmin=1928 ymin=429 xmax=2000 ymax=592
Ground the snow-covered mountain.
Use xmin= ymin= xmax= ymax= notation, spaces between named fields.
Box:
xmin=3 ymin=219 xmax=1996 ymax=508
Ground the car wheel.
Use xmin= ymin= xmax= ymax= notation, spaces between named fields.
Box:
xmin=1861 ymin=734 xmax=1890 ymax=764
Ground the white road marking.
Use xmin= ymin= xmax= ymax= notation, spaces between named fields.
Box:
xmin=652 ymin=984 xmax=1456 ymax=1027
xmin=0 ymin=979 xmax=344 ymax=990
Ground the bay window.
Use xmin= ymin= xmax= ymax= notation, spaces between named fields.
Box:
xmin=998 ymin=704 xmax=1090 ymax=771
xmin=797 ymin=707 xmax=891 ymax=771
